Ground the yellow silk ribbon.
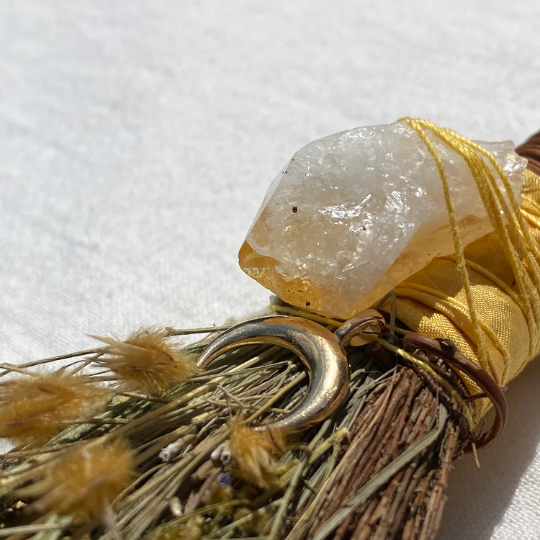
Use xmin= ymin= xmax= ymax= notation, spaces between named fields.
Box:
xmin=388 ymin=119 xmax=540 ymax=422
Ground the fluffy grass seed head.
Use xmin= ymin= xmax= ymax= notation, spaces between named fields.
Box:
xmin=0 ymin=373 xmax=109 ymax=446
xmin=17 ymin=440 xmax=135 ymax=521
xmin=93 ymin=328 xmax=199 ymax=394
xmin=226 ymin=420 xmax=288 ymax=489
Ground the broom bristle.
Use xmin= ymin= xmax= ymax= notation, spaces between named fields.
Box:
xmin=0 ymin=327 xmax=469 ymax=540
xmin=289 ymin=366 xmax=463 ymax=540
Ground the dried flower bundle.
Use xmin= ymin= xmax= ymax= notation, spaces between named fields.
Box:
xmin=0 ymin=373 xmax=108 ymax=446
xmin=0 ymin=326 xmax=465 ymax=540
xmin=93 ymin=328 xmax=199 ymax=394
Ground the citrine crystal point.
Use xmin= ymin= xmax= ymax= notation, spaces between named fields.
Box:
xmin=239 ymin=121 xmax=527 ymax=319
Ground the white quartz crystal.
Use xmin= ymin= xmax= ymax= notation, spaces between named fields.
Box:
xmin=239 ymin=121 xmax=527 ymax=319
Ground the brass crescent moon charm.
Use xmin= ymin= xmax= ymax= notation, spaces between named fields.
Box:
xmin=197 ymin=316 xmax=349 ymax=433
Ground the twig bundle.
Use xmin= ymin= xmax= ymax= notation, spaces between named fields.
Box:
xmin=0 ymin=321 xmax=468 ymax=540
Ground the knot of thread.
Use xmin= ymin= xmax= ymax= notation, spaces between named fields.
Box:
xmin=388 ymin=118 xmax=540 ymax=423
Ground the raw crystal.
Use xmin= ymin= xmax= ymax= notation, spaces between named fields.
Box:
xmin=239 ymin=121 xmax=527 ymax=319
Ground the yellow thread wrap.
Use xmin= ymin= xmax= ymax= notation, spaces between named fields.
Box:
xmin=387 ymin=119 xmax=540 ymax=422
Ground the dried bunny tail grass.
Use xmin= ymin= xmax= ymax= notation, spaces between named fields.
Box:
xmin=226 ymin=420 xmax=289 ymax=489
xmin=17 ymin=439 xmax=135 ymax=522
xmin=0 ymin=373 xmax=109 ymax=446
xmin=92 ymin=328 xmax=199 ymax=394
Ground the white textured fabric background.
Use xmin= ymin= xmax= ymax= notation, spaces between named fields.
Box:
xmin=1 ymin=1 xmax=540 ymax=538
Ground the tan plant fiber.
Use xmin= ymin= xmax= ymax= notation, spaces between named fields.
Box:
xmin=227 ymin=420 xmax=289 ymax=489
xmin=93 ymin=328 xmax=199 ymax=394
xmin=0 ymin=373 xmax=108 ymax=446
xmin=17 ymin=440 xmax=135 ymax=521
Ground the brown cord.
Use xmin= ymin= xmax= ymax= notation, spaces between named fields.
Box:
xmin=516 ymin=130 xmax=540 ymax=175
xmin=402 ymin=333 xmax=507 ymax=450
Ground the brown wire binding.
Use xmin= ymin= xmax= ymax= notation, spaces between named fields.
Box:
xmin=402 ymin=333 xmax=508 ymax=450
xmin=516 ymin=130 xmax=540 ymax=176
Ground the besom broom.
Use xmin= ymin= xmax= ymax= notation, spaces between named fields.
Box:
xmin=0 ymin=118 xmax=539 ymax=540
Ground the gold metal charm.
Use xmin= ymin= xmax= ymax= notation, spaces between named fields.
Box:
xmin=197 ymin=315 xmax=349 ymax=432
xmin=198 ymin=310 xmax=387 ymax=432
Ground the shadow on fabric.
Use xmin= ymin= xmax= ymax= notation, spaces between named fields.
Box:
xmin=438 ymin=355 xmax=540 ymax=540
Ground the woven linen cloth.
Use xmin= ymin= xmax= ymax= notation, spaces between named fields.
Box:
xmin=1 ymin=1 xmax=540 ymax=539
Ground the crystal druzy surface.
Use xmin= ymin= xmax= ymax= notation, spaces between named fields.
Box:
xmin=239 ymin=121 xmax=527 ymax=319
